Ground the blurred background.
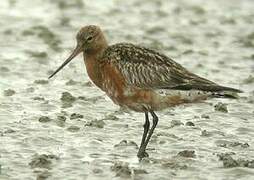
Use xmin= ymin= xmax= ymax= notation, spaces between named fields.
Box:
xmin=0 ymin=0 xmax=254 ymax=179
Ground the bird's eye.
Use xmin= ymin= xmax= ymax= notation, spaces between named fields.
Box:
xmin=86 ymin=36 xmax=93 ymax=41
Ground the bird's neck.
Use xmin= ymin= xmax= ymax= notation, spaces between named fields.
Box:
xmin=83 ymin=33 xmax=108 ymax=89
xmin=83 ymin=48 xmax=106 ymax=90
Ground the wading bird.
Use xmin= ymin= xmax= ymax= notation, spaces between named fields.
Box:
xmin=49 ymin=25 xmax=242 ymax=159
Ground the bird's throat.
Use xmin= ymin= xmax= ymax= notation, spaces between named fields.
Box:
xmin=84 ymin=53 xmax=103 ymax=89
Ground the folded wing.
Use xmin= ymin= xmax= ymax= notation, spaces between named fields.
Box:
xmin=102 ymin=43 xmax=241 ymax=93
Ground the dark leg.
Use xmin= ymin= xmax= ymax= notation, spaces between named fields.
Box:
xmin=137 ymin=111 xmax=159 ymax=160
xmin=137 ymin=112 xmax=150 ymax=159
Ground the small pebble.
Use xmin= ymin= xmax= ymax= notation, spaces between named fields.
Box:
xmin=27 ymin=51 xmax=48 ymax=58
xmin=38 ymin=116 xmax=52 ymax=123
xmin=220 ymin=154 xmax=238 ymax=168
xmin=162 ymin=160 xmax=188 ymax=170
xmin=56 ymin=116 xmax=66 ymax=127
xmin=33 ymin=97 xmax=45 ymax=101
xmin=177 ymin=150 xmax=196 ymax=158
xmin=0 ymin=66 xmax=10 ymax=72
xmin=114 ymin=140 xmax=138 ymax=148
xmin=77 ymin=96 xmax=89 ymax=101
xmin=61 ymin=92 xmax=76 ymax=108
xmin=4 ymin=89 xmax=15 ymax=96
xmin=214 ymin=102 xmax=228 ymax=113
xmin=65 ymin=79 xmax=78 ymax=86
xmin=111 ymin=161 xmax=131 ymax=178
xmin=170 ymin=120 xmax=183 ymax=127
xmin=243 ymin=75 xmax=254 ymax=84
xmin=34 ymin=79 xmax=49 ymax=84
xmin=93 ymin=168 xmax=103 ymax=174
xmin=61 ymin=92 xmax=76 ymax=102
xmin=201 ymin=130 xmax=212 ymax=137
xmin=70 ymin=113 xmax=84 ymax=120
xmin=228 ymin=142 xmax=250 ymax=148
xmin=201 ymin=114 xmax=210 ymax=119
xmin=133 ymin=168 xmax=148 ymax=175
xmin=57 ymin=115 xmax=66 ymax=121
xmin=82 ymin=81 xmax=93 ymax=87
xmin=29 ymin=154 xmax=58 ymax=169
xmin=217 ymin=153 xmax=254 ymax=168
xmin=4 ymin=129 xmax=15 ymax=134
xmin=37 ymin=170 xmax=51 ymax=180
xmin=85 ymin=120 xmax=105 ymax=128
xmin=67 ymin=125 xmax=80 ymax=132
xmin=26 ymin=87 xmax=35 ymax=93
xmin=185 ymin=121 xmax=195 ymax=126
xmin=102 ymin=114 xmax=119 ymax=121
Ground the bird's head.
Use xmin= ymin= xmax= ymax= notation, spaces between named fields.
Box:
xmin=49 ymin=25 xmax=107 ymax=79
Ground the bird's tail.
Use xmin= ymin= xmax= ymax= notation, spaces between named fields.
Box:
xmin=207 ymin=85 xmax=242 ymax=99
xmin=171 ymin=84 xmax=242 ymax=93
xmin=211 ymin=91 xmax=239 ymax=99
xmin=170 ymin=84 xmax=242 ymax=99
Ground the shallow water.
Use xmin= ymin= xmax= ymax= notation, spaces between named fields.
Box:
xmin=0 ymin=0 xmax=254 ymax=179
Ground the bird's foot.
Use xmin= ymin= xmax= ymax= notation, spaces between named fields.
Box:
xmin=137 ymin=151 xmax=149 ymax=160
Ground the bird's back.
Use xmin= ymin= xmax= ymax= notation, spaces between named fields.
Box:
xmin=102 ymin=43 xmax=241 ymax=93
xmin=99 ymin=43 xmax=241 ymax=111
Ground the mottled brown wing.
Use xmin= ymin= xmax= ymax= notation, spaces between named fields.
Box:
xmin=103 ymin=43 xmax=214 ymax=89
xmin=102 ymin=43 xmax=241 ymax=93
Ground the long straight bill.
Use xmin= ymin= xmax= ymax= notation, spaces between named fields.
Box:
xmin=48 ymin=45 xmax=82 ymax=79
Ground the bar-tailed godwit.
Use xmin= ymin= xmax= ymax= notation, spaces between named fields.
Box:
xmin=49 ymin=25 xmax=242 ymax=159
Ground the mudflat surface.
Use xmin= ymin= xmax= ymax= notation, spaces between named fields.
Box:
xmin=0 ymin=0 xmax=254 ymax=179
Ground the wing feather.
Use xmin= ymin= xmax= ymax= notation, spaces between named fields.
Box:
xmin=102 ymin=43 xmax=241 ymax=93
